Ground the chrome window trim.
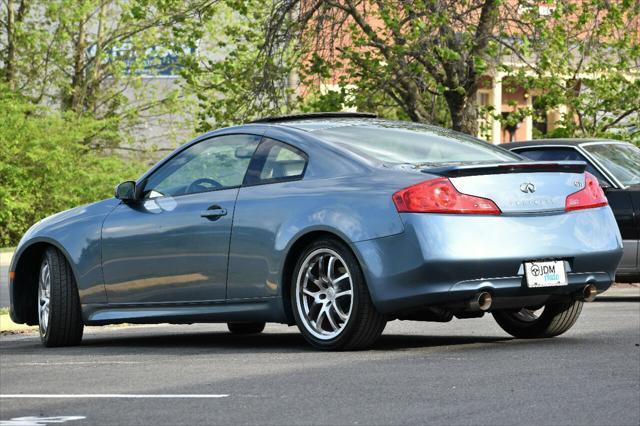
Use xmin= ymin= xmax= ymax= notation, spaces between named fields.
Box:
xmin=578 ymin=141 xmax=638 ymax=189
xmin=139 ymin=133 xmax=263 ymax=199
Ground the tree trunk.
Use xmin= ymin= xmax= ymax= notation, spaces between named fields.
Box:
xmin=5 ymin=0 xmax=16 ymax=89
xmin=87 ymin=3 xmax=105 ymax=113
xmin=394 ymin=76 xmax=432 ymax=123
xmin=67 ymin=19 xmax=87 ymax=112
xmin=444 ymin=88 xmax=478 ymax=135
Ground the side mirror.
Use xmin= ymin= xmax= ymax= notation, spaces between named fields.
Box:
xmin=115 ymin=181 xmax=137 ymax=202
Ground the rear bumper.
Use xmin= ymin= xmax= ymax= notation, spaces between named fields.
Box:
xmin=353 ymin=206 xmax=623 ymax=314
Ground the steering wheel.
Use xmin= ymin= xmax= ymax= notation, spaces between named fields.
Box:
xmin=187 ymin=178 xmax=223 ymax=194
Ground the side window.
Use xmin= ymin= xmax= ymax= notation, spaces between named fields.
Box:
xmin=143 ymin=134 xmax=260 ymax=198
xmin=244 ymin=138 xmax=308 ymax=186
xmin=515 ymin=147 xmax=609 ymax=185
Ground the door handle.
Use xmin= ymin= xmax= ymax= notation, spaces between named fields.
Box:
xmin=200 ymin=206 xmax=227 ymax=220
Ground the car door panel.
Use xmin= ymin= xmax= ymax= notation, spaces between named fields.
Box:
xmin=100 ymin=134 xmax=261 ymax=304
xmin=101 ymin=190 xmax=237 ymax=303
xmin=619 ymin=189 xmax=638 ymax=275
xmin=628 ymin=187 xmax=640 ymax=271
xmin=227 ymin=138 xmax=309 ymax=300
xmin=604 ymin=189 xmax=636 ymax=241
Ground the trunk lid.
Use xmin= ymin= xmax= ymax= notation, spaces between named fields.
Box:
xmin=423 ymin=161 xmax=588 ymax=214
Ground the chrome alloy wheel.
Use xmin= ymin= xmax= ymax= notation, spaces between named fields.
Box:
xmin=295 ymin=248 xmax=354 ymax=340
xmin=38 ymin=260 xmax=51 ymax=334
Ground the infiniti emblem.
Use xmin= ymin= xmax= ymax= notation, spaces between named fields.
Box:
xmin=520 ymin=182 xmax=536 ymax=193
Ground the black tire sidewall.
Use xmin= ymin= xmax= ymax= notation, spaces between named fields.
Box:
xmin=493 ymin=301 xmax=582 ymax=339
xmin=39 ymin=247 xmax=84 ymax=347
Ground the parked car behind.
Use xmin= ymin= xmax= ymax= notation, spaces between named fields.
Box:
xmin=10 ymin=114 xmax=624 ymax=350
xmin=503 ymin=139 xmax=639 ymax=282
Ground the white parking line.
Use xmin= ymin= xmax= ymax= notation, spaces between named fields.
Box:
xmin=1 ymin=415 xmax=85 ymax=426
xmin=13 ymin=361 xmax=143 ymax=366
xmin=0 ymin=394 xmax=229 ymax=398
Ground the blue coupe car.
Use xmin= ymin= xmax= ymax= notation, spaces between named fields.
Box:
xmin=9 ymin=113 xmax=623 ymax=350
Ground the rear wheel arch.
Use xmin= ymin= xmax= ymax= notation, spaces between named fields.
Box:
xmin=281 ymin=230 xmax=357 ymax=324
xmin=11 ymin=241 xmax=79 ymax=325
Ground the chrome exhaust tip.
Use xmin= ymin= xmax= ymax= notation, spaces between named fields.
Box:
xmin=467 ymin=292 xmax=493 ymax=311
xmin=582 ymin=284 xmax=598 ymax=302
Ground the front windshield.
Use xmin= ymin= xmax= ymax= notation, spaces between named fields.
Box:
xmin=313 ymin=120 xmax=519 ymax=165
xmin=583 ymin=143 xmax=640 ymax=186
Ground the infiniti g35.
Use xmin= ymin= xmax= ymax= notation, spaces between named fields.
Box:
xmin=503 ymin=139 xmax=640 ymax=282
xmin=9 ymin=113 xmax=623 ymax=350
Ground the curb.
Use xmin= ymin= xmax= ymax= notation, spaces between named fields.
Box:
xmin=0 ymin=251 xmax=13 ymax=267
xmin=597 ymin=284 xmax=640 ymax=302
xmin=0 ymin=314 xmax=37 ymax=334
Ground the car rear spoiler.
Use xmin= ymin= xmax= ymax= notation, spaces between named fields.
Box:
xmin=422 ymin=161 xmax=587 ymax=178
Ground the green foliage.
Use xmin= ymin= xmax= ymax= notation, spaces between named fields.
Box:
xmin=0 ymin=87 xmax=144 ymax=246
xmin=179 ymin=0 xmax=300 ymax=130
xmin=501 ymin=0 xmax=640 ymax=142
xmin=0 ymin=0 xmax=225 ymax=244
xmin=261 ymin=0 xmax=502 ymax=134
xmin=253 ymin=0 xmax=638 ymax=141
xmin=0 ymin=0 xmax=214 ymax=148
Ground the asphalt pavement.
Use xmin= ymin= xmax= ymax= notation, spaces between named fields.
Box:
xmin=1 ymin=301 xmax=638 ymax=426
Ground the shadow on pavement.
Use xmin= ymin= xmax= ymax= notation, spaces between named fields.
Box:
xmin=372 ymin=334 xmax=512 ymax=351
xmin=595 ymin=297 xmax=640 ymax=302
xmin=1 ymin=330 xmax=516 ymax=355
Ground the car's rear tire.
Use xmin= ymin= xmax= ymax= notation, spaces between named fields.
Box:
xmin=38 ymin=247 xmax=84 ymax=347
xmin=492 ymin=300 xmax=583 ymax=339
xmin=227 ymin=322 xmax=266 ymax=334
xmin=291 ymin=237 xmax=386 ymax=350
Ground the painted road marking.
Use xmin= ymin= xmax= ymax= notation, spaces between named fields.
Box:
xmin=0 ymin=394 xmax=228 ymax=398
xmin=1 ymin=416 xmax=85 ymax=426
xmin=12 ymin=362 xmax=142 ymax=366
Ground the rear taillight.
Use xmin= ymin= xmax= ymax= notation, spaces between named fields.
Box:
xmin=565 ymin=172 xmax=608 ymax=212
xmin=392 ymin=177 xmax=501 ymax=215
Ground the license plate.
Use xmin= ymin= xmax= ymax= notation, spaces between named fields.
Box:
xmin=524 ymin=260 xmax=567 ymax=288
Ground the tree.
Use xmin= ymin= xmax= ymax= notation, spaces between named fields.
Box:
xmin=260 ymin=0 xmax=503 ymax=134
xmin=0 ymin=86 xmax=144 ymax=246
xmin=253 ymin=0 xmax=639 ymax=140
xmin=500 ymin=0 xmax=640 ymax=142
xmin=1 ymin=0 xmax=222 ymax=149
xmin=0 ymin=0 xmax=226 ymax=245
xmin=178 ymin=0 xmax=301 ymax=130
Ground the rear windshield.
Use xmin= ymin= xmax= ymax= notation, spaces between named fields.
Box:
xmin=313 ymin=121 xmax=519 ymax=165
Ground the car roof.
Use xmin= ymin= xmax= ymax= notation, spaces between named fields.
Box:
xmin=250 ymin=114 xmax=481 ymax=140
xmin=250 ymin=112 xmax=377 ymax=124
xmin=501 ymin=139 xmax=626 ymax=150
xmin=253 ymin=114 xmax=387 ymax=133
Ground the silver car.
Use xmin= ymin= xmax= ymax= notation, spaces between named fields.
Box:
xmin=503 ymin=139 xmax=639 ymax=282
xmin=9 ymin=113 xmax=623 ymax=350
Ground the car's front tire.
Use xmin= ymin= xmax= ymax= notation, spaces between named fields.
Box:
xmin=492 ymin=300 xmax=583 ymax=339
xmin=38 ymin=247 xmax=84 ymax=347
xmin=291 ymin=237 xmax=386 ymax=350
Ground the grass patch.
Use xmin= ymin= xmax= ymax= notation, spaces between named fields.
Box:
xmin=0 ymin=307 xmax=9 ymax=316
xmin=0 ymin=247 xmax=15 ymax=253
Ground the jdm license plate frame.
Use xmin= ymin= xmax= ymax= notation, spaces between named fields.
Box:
xmin=524 ymin=260 xmax=568 ymax=288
